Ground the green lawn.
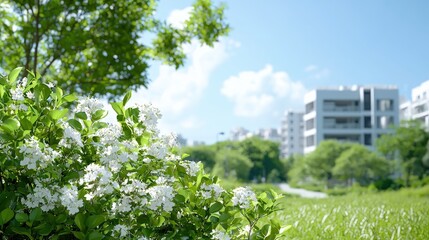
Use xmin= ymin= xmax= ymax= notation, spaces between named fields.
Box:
xmin=275 ymin=189 xmax=429 ymax=239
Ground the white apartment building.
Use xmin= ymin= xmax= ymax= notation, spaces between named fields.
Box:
xmin=280 ymin=111 xmax=304 ymax=158
xmin=400 ymin=80 xmax=429 ymax=128
xmin=303 ymin=86 xmax=399 ymax=153
xmin=229 ymin=127 xmax=253 ymax=141
xmin=256 ymin=128 xmax=281 ymax=142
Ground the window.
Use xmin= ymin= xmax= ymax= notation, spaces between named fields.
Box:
xmin=306 ymin=135 xmax=315 ymax=147
xmin=364 ymin=116 xmax=371 ymax=128
xmin=305 ymin=118 xmax=315 ymax=130
xmin=306 ymin=102 xmax=315 ymax=114
xmin=377 ymin=99 xmax=394 ymax=111
xmin=364 ymin=90 xmax=371 ymax=111
xmin=364 ymin=134 xmax=372 ymax=145
xmin=377 ymin=116 xmax=394 ymax=129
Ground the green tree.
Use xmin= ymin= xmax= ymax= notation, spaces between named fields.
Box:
xmin=333 ymin=144 xmax=390 ymax=186
xmin=212 ymin=148 xmax=253 ymax=181
xmin=0 ymin=0 xmax=228 ymax=98
xmin=376 ymin=120 xmax=429 ymax=186
xmin=238 ymin=137 xmax=284 ymax=183
xmin=183 ymin=145 xmax=217 ymax=172
xmin=304 ymin=140 xmax=352 ymax=187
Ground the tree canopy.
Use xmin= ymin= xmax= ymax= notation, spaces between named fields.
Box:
xmin=0 ymin=0 xmax=229 ymax=98
xmin=376 ymin=120 xmax=429 ymax=186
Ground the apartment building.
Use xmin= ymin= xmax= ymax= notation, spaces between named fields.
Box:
xmin=400 ymin=80 xmax=429 ymax=128
xmin=303 ymin=86 xmax=399 ymax=153
xmin=280 ymin=111 xmax=304 ymax=158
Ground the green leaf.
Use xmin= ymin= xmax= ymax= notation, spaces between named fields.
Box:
xmin=34 ymin=222 xmax=54 ymax=236
xmin=88 ymin=230 xmax=104 ymax=240
xmin=209 ymin=202 xmax=223 ymax=213
xmin=15 ymin=212 xmax=28 ymax=223
xmin=75 ymin=112 xmax=87 ymax=120
xmin=29 ymin=208 xmax=42 ymax=222
xmin=55 ymin=87 xmax=63 ymax=101
xmin=49 ymin=109 xmax=69 ymax=120
xmin=8 ymin=67 xmax=23 ymax=84
xmin=122 ymin=90 xmax=132 ymax=106
xmin=11 ymin=226 xmax=33 ymax=239
xmin=2 ymin=118 xmax=20 ymax=132
xmin=85 ymin=215 xmax=105 ymax=229
xmin=20 ymin=118 xmax=33 ymax=130
xmin=74 ymin=213 xmax=86 ymax=231
xmin=110 ymin=102 xmax=124 ymax=115
xmin=72 ymin=231 xmax=85 ymax=240
xmin=63 ymin=93 xmax=78 ymax=102
xmin=68 ymin=119 xmax=83 ymax=131
xmin=0 ymin=208 xmax=14 ymax=225
xmin=91 ymin=109 xmax=107 ymax=121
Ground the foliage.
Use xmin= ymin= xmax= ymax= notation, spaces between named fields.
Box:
xmin=333 ymin=144 xmax=390 ymax=186
xmin=184 ymin=138 xmax=285 ymax=183
xmin=183 ymin=145 xmax=217 ymax=172
xmin=288 ymin=140 xmax=392 ymax=189
xmin=212 ymin=148 xmax=253 ymax=181
xmin=0 ymin=0 xmax=229 ymax=98
xmin=0 ymin=67 xmax=287 ymax=239
xmin=376 ymin=120 xmax=429 ymax=186
xmin=274 ymin=190 xmax=429 ymax=239
xmin=238 ymin=137 xmax=284 ymax=183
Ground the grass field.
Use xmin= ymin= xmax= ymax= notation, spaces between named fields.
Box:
xmin=275 ymin=188 xmax=429 ymax=239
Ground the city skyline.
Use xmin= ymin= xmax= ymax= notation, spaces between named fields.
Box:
xmin=116 ymin=1 xmax=429 ymax=144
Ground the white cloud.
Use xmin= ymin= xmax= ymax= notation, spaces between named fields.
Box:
xmin=143 ymin=38 xmax=236 ymax=116
xmin=221 ymin=65 xmax=307 ymax=117
xmin=305 ymin=64 xmax=330 ymax=79
xmin=167 ymin=7 xmax=192 ymax=29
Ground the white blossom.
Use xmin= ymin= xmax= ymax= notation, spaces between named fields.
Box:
xmin=147 ymin=185 xmax=175 ymax=212
xmin=59 ymin=185 xmax=83 ymax=215
xmin=79 ymin=163 xmax=114 ymax=200
xmin=199 ymin=184 xmax=224 ymax=199
xmin=211 ymin=229 xmax=231 ymax=240
xmin=59 ymin=123 xmax=83 ymax=148
xmin=113 ymin=224 xmax=130 ymax=238
xmin=182 ymin=161 xmax=200 ymax=177
xmin=21 ymin=180 xmax=59 ymax=212
xmin=19 ymin=137 xmax=59 ymax=170
xmin=231 ymin=187 xmax=257 ymax=209
xmin=75 ymin=97 xmax=104 ymax=119
xmin=134 ymin=103 xmax=161 ymax=132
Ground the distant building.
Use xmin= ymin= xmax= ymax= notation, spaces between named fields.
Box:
xmin=229 ymin=127 xmax=253 ymax=141
xmin=280 ymin=111 xmax=304 ymax=158
xmin=176 ymin=134 xmax=188 ymax=147
xmin=400 ymin=80 xmax=429 ymax=128
xmin=256 ymin=128 xmax=281 ymax=142
xmin=303 ymin=85 xmax=399 ymax=153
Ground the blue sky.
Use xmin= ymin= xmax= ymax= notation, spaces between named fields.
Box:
xmin=126 ymin=0 xmax=429 ymax=144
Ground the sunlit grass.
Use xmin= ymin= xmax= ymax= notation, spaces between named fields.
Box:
xmin=276 ymin=189 xmax=429 ymax=239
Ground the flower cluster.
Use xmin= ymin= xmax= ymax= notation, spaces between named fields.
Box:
xmin=0 ymin=69 xmax=285 ymax=240
xmin=231 ymin=187 xmax=257 ymax=209
xmin=19 ymin=137 xmax=60 ymax=170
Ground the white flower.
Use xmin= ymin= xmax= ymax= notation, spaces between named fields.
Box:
xmin=199 ymin=184 xmax=224 ymax=199
xmin=26 ymin=91 xmax=34 ymax=99
xmin=79 ymin=163 xmax=114 ymax=200
xmin=59 ymin=185 xmax=83 ymax=215
xmin=21 ymin=180 xmax=59 ymax=212
xmin=231 ymin=187 xmax=257 ymax=209
xmin=113 ymin=224 xmax=130 ymax=238
xmin=134 ymin=103 xmax=162 ymax=131
xmin=211 ymin=229 xmax=231 ymax=240
xmin=146 ymin=185 xmax=175 ymax=212
xmin=182 ymin=161 xmax=200 ymax=177
xmin=19 ymin=137 xmax=59 ymax=170
xmin=11 ymin=88 xmax=24 ymax=101
xmin=59 ymin=123 xmax=83 ymax=148
xmin=75 ymin=97 xmax=104 ymax=119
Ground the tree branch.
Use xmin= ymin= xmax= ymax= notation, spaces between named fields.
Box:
xmin=33 ymin=0 xmax=40 ymax=73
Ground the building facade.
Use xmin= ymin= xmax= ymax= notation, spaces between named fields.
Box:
xmin=303 ymin=86 xmax=399 ymax=153
xmin=400 ymin=80 xmax=429 ymax=128
xmin=280 ymin=111 xmax=304 ymax=158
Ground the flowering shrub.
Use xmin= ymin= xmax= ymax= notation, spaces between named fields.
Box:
xmin=0 ymin=67 xmax=288 ymax=239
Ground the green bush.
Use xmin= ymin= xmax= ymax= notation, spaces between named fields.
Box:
xmin=0 ymin=68 xmax=288 ymax=239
